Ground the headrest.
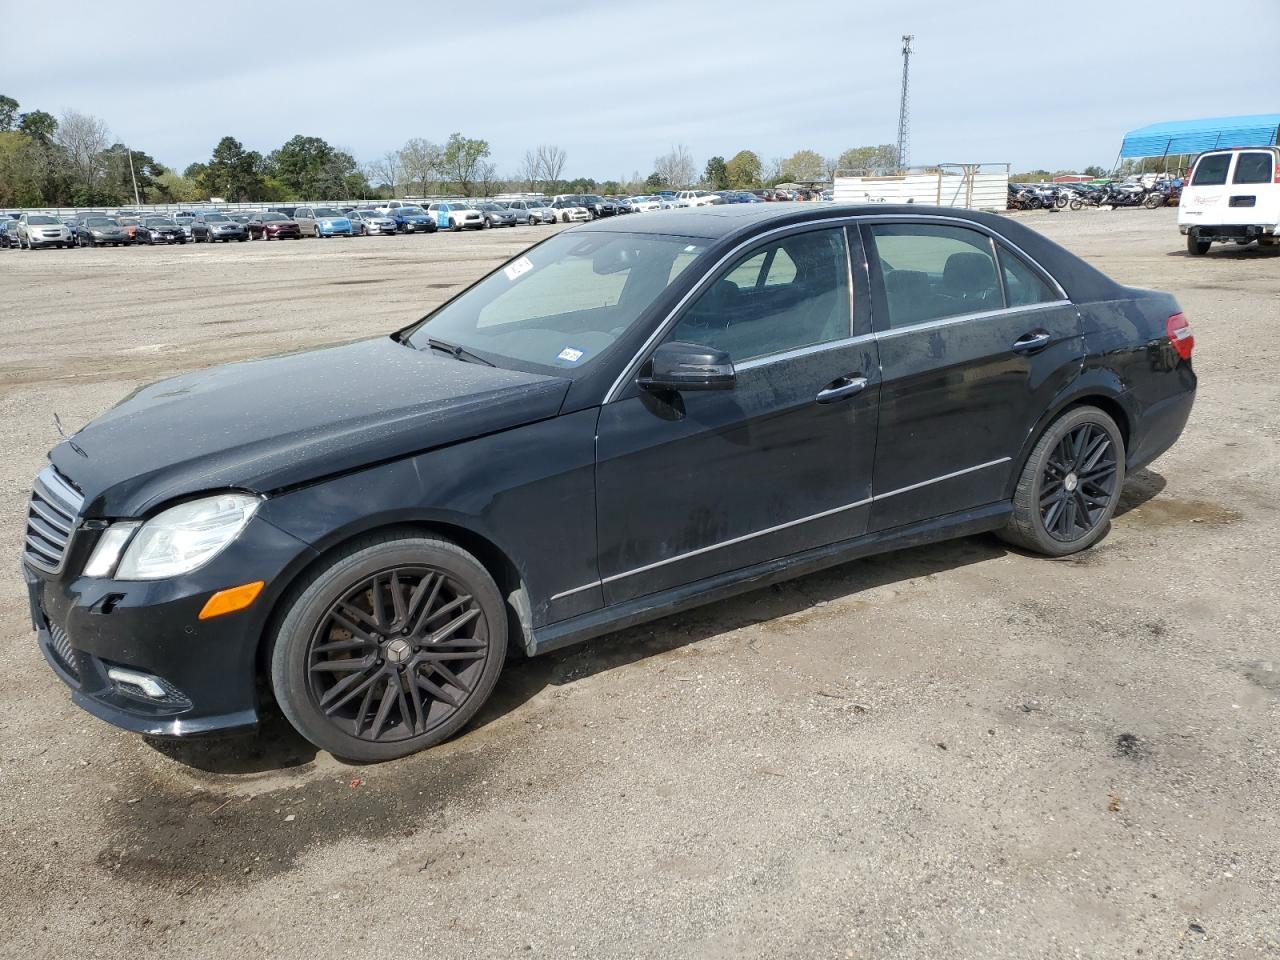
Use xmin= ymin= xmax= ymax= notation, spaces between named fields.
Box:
xmin=943 ymin=252 xmax=996 ymax=295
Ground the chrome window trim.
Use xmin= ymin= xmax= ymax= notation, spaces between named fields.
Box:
xmin=734 ymin=332 xmax=877 ymax=372
xmin=549 ymin=456 xmax=1011 ymax=601
xmin=874 ymin=299 xmax=1072 ymax=340
xmin=603 ymin=212 xmax=1069 ymax=404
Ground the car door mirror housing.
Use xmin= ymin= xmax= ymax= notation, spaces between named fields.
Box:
xmin=638 ymin=341 xmax=736 ymax=393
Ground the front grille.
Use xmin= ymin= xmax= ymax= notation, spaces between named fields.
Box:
xmin=47 ymin=620 xmax=79 ymax=680
xmin=24 ymin=466 xmax=84 ymax=575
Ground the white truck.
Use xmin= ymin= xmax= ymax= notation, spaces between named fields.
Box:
xmin=1179 ymin=146 xmax=1280 ymax=255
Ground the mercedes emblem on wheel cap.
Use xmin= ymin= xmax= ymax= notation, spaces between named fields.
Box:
xmin=1064 ymin=472 xmax=1079 ymax=492
xmin=386 ymin=638 xmax=412 ymax=664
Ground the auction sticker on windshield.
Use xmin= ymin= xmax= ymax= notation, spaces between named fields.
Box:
xmin=557 ymin=347 xmax=585 ymax=363
xmin=504 ymin=256 xmax=534 ymax=281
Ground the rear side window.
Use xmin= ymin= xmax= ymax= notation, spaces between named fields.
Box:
xmin=999 ymin=249 xmax=1058 ymax=306
xmin=866 ymin=223 xmax=1003 ymax=329
xmin=1191 ymin=154 xmax=1231 ymax=186
xmin=1232 ymin=152 xmax=1274 ymax=185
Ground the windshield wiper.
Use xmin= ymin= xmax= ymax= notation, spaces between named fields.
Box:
xmin=425 ymin=337 xmax=494 ymax=367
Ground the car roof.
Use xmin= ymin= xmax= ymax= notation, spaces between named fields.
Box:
xmin=577 ymin=202 xmax=1122 ymax=302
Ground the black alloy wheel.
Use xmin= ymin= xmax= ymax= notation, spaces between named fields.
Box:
xmin=271 ymin=534 xmax=507 ymax=761
xmin=1038 ymin=422 xmax=1118 ymax=542
xmin=1000 ymin=406 xmax=1125 ymax=556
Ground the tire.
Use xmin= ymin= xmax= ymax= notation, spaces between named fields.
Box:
xmin=1187 ymin=234 xmax=1211 ymax=256
xmin=1142 ymin=194 xmax=1162 ymax=210
xmin=269 ymin=533 xmax=508 ymax=762
xmin=998 ymin=406 xmax=1125 ymax=557
xmin=450 ymin=219 xmax=461 ymax=232
xmin=1069 ymin=199 xmax=1084 ymax=211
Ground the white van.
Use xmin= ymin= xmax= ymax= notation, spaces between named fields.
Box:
xmin=1178 ymin=146 xmax=1280 ymax=255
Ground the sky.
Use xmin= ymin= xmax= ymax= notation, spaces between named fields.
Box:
xmin=4 ymin=0 xmax=1278 ymax=179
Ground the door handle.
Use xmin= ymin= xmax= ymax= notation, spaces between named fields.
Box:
xmin=816 ymin=375 xmax=869 ymax=404
xmin=1012 ymin=330 xmax=1052 ymax=353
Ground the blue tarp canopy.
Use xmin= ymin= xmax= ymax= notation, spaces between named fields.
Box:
xmin=1120 ymin=114 xmax=1280 ymax=158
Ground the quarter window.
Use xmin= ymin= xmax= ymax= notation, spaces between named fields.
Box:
xmin=1232 ymin=152 xmax=1273 ymax=185
xmin=668 ymin=228 xmax=851 ymax=363
xmin=867 ymin=223 xmax=1003 ymax=329
xmin=999 ymin=249 xmax=1058 ymax=306
xmin=1191 ymin=154 xmax=1231 ymax=186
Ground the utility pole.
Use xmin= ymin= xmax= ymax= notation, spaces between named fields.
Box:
xmin=896 ymin=34 xmax=914 ymax=173
xmin=127 ymin=148 xmax=141 ymax=206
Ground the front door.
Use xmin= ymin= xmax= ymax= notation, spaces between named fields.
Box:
xmin=595 ymin=225 xmax=880 ymax=604
xmin=860 ymin=219 xmax=1085 ymax=531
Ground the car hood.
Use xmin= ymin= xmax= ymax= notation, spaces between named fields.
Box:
xmin=50 ymin=337 xmax=571 ymax=518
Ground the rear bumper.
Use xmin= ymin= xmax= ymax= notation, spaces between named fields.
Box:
xmin=1129 ymin=380 xmax=1196 ymax=474
xmin=1180 ymin=222 xmax=1280 ymax=237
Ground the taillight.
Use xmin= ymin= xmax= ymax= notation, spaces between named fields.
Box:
xmin=1167 ymin=312 xmax=1194 ymax=361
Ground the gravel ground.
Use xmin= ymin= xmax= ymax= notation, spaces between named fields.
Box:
xmin=0 ymin=211 xmax=1276 ymax=959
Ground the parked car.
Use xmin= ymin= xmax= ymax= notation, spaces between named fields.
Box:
xmin=427 ymin=201 xmax=485 ymax=231
xmin=172 ymin=215 xmax=196 ymax=241
xmin=512 ymin=199 xmax=558 ymax=224
xmin=1179 ymin=146 xmax=1280 ymax=255
xmin=294 ymin=207 xmax=354 ymax=238
xmin=493 ymin=200 xmax=532 ymax=225
xmin=269 ymin=206 xmax=298 ymax=219
xmin=476 ymin=201 xmax=518 ymax=228
xmin=382 ymin=204 xmax=436 ymax=234
xmin=22 ymin=203 xmax=1196 ymax=761
xmin=16 ymin=213 xmax=73 ymax=250
xmin=627 ymin=196 xmax=665 ymax=213
xmin=676 ymin=189 xmax=719 ymax=207
xmin=76 ymin=215 xmax=132 ymax=247
xmin=227 ymin=213 xmax=255 ymax=230
xmin=348 ymin=209 xmax=399 ymax=236
xmin=248 ymin=211 xmax=302 ymax=240
xmin=0 ymin=218 xmax=20 ymax=248
xmin=192 ymin=213 xmax=249 ymax=243
xmin=136 ymin=216 xmax=187 ymax=245
xmin=549 ymin=197 xmax=591 ymax=222
xmin=116 ymin=217 xmax=142 ymax=241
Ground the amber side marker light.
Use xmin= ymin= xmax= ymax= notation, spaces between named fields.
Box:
xmin=199 ymin=581 xmax=265 ymax=620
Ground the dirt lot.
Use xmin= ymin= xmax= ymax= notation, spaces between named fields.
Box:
xmin=0 ymin=212 xmax=1276 ymax=959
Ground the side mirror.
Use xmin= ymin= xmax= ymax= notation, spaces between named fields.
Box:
xmin=638 ymin=341 xmax=736 ymax=393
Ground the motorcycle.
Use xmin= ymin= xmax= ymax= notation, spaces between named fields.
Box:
xmin=1098 ymin=182 xmax=1156 ymax=209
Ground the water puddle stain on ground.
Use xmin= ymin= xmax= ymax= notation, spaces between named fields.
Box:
xmin=97 ymin=743 xmax=498 ymax=889
xmin=1115 ymin=497 xmax=1243 ymax=528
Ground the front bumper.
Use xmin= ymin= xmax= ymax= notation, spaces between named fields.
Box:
xmin=318 ymin=224 xmax=353 ymax=236
xmin=26 ymin=515 xmax=318 ymax=738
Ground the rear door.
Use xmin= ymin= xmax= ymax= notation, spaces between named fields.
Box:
xmin=861 ymin=218 xmax=1084 ymax=531
xmin=594 ymin=224 xmax=880 ymax=604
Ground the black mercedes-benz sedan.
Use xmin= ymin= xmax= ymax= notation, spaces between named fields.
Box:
xmin=23 ymin=204 xmax=1196 ymax=761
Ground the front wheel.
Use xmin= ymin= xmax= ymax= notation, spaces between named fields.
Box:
xmin=1142 ymin=193 xmax=1162 ymax=209
xmin=270 ymin=534 xmax=508 ymax=762
xmin=998 ymin=406 xmax=1125 ymax=557
xmin=1187 ymin=234 xmax=1211 ymax=256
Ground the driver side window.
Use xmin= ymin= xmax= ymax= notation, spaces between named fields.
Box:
xmin=668 ymin=228 xmax=851 ymax=363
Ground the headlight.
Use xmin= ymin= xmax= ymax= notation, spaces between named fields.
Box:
xmin=92 ymin=230 xmax=104 ymax=237
xmin=103 ymin=493 xmax=260 ymax=580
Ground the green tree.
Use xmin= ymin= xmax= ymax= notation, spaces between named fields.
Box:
xmin=783 ymin=149 xmax=824 ymax=181
xmin=0 ymin=132 xmax=46 ymax=206
xmin=99 ymin=144 xmax=165 ymax=204
xmin=18 ymin=110 xmax=57 ymax=143
xmin=1083 ymin=165 xmax=1106 ymax=178
xmin=0 ymin=95 xmax=19 ymax=132
xmin=440 ymin=132 xmax=490 ymax=196
xmin=267 ymin=135 xmax=338 ymax=197
xmin=724 ymin=149 xmax=762 ymax=188
xmin=203 ymin=136 xmax=267 ymax=200
xmin=835 ymin=144 xmax=898 ymax=176
xmin=645 ymin=172 xmax=666 ymax=189
xmin=702 ymin=155 xmax=728 ymax=190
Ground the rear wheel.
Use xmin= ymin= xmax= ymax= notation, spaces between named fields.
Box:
xmin=270 ymin=534 xmax=507 ymax=762
xmin=1187 ymin=234 xmax=1211 ymax=256
xmin=999 ymin=406 xmax=1125 ymax=557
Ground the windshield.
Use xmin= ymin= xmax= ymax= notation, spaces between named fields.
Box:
xmin=145 ymin=217 xmax=174 ymax=226
xmin=406 ymin=232 xmax=709 ymax=373
xmin=28 ymin=215 xmax=58 ymax=224
xmin=399 ymin=206 xmax=425 ymax=215
xmin=86 ymin=217 xmax=117 ymax=226
xmin=259 ymin=212 xmax=287 ymax=221
xmin=313 ymin=208 xmax=341 ymax=217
